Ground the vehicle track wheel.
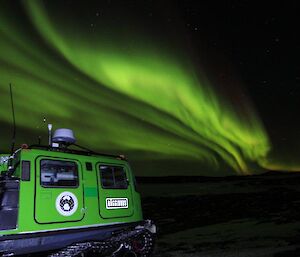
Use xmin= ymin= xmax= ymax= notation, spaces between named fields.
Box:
xmin=131 ymin=231 xmax=155 ymax=257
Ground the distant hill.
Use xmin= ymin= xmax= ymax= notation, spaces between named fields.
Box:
xmin=136 ymin=171 xmax=300 ymax=184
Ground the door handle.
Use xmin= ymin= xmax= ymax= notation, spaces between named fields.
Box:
xmin=81 ymin=207 xmax=87 ymax=213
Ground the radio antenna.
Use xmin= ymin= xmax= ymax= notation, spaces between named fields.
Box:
xmin=9 ymin=83 xmax=16 ymax=155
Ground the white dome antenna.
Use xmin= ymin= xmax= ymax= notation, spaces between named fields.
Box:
xmin=52 ymin=128 xmax=76 ymax=146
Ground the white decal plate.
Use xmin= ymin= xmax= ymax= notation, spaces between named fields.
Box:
xmin=106 ymin=198 xmax=128 ymax=209
xmin=56 ymin=191 xmax=78 ymax=216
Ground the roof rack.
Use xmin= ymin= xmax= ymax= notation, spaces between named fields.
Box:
xmin=28 ymin=144 xmax=126 ymax=160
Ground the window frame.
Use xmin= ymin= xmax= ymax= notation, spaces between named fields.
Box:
xmin=98 ymin=164 xmax=128 ymax=190
xmin=40 ymin=159 xmax=79 ymax=188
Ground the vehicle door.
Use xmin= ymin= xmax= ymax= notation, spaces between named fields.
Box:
xmin=34 ymin=157 xmax=84 ymax=224
xmin=97 ymin=163 xmax=133 ymax=218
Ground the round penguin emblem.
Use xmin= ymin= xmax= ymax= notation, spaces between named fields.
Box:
xmin=56 ymin=192 xmax=78 ymax=216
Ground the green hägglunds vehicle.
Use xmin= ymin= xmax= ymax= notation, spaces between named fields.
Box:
xmin=0 ymin=127 xmax=156 ymax=256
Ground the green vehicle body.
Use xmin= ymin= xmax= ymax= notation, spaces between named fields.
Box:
xmin=0 ymin=136 xmax=157 ymax=257
xmin=0 ymin=148 xmax=143 ymax=236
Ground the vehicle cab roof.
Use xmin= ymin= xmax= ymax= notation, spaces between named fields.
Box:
xmin=20 ymin=146 xmax=129 ymax=166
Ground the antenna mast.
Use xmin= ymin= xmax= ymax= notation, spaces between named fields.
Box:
xmin=48 ymin=124 xmax=52 ymax=146
xmin=9 ymin=83 xmax=16 ymax=155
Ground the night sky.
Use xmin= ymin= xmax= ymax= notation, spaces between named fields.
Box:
xmin=0 ymin=0 xmax=297 ymax=176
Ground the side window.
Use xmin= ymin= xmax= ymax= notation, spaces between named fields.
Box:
xmin=99 ymin=165 xmax=128 ymax=189
xmin=21 ymin=161 xmax=31 ymax=181
xmin=40 ymin=159 xmax=78 ymax=187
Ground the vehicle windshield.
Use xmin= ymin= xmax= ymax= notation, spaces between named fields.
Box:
xmin=0 ymin=154 xmax=9 ymax=174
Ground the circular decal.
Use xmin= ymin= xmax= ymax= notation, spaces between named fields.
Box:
xmin=55 ymin=192 xmax=78 ymax=216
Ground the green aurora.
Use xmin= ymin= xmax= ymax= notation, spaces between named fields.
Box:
xmin=0 ymin=1 xmax=272 ymax=176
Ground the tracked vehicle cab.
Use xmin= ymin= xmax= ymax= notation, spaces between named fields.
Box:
xmin=0 ymin=128 xmax=156 ymax=256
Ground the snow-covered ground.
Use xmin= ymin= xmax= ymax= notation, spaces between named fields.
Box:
xmin=140 ymin=173 xmax=300 ymax=257
xmin=153 ymin=219 xmax=300 ymax=256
